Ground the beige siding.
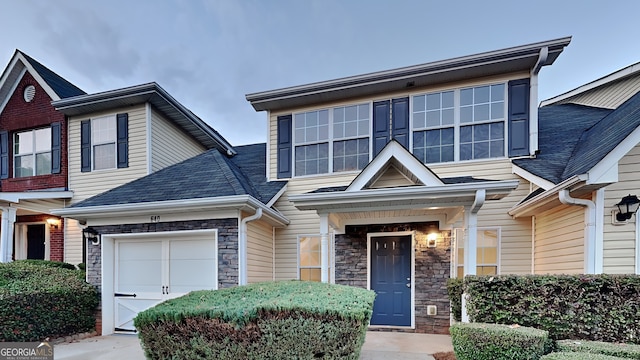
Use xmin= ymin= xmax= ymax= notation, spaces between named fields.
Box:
xmin=150 ymin=107 xmax=206 ymax=172
xmin=68 ymin=105 xmax=148 ymax=204
xmin=555 ymin=74 xmax=640 ymax=109
xmin=370 ymin=166 xmax=414 ymax=188
xmin=247 ymin=219 xmax=274 ymax=283
xmin=534 ymin=205 xmax=584 ymax=274
xmin=64 ymin=218 xmax=83 ymax=265
xmin=274 ymin=159 xmax=533 ymax=280
xmin=602 ymin=143 xmax=640 ymax=273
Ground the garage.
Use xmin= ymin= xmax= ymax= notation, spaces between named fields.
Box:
xmin=101 ymin=229 xmax=218 ymax=334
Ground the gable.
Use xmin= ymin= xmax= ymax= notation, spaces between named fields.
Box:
xmin=369 ymin=163 xmax=418 ymax=189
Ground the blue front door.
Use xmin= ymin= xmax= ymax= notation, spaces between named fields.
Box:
xmin=370 ymin=235 xmax=411 ymax=326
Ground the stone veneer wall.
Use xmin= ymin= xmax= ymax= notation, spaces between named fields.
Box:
xmin=335 ymin=222 xmax=451 ymax=334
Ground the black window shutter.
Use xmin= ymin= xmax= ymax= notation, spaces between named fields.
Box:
xmin=51 ymin=122 xmax=61 ymax=174
xmin=508 ymin=78 xmax=530 ymax=157
xmin=277 ymin=115 xmax=292 ymax=179
xmin=116 ymin=113 xmax=129 ymax=168
xmin=391 ymin=97 xmax=409 ymax=149
xmin=0 ymin=130 xmax=8 ymax=179
xmin=373 ymin=100 xmax=390 ymax=155
xmin=80 ymin=120 xmax=91 ymax=172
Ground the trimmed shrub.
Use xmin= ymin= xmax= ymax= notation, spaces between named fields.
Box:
xmin=450 ymin=322 xmax=548 ymax=360
xmin=464 ymin=274 xmax=640 ymax=343
xmin=14 ymin=259 xmax=76 ymax=270
xmin=0 ymin=262 xmax=98 ymax=341
xmin=541 ymin=352 xmax=626 ymax=359
xmin=134 ymin=281 xmax=375 ymax=360
xmin=447 ymin=278 xmax=463 ymax=321
xmin=556 ymin=340 xmax=640 ymax=359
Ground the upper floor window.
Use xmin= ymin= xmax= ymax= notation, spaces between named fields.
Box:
xmin=92 ymin=116 xmax=117 ymax=170
xmin=14 ymin=128 xmax=51 ymax=177
xmin=293 ymin=104 xmax=370 ymax=176
xmin=80 ymin=113 xmax=128 ymax=172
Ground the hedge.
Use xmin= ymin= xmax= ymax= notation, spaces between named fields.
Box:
xmin=134 ymin=281 xmax=376 ymax=359
xmin=0 ymin=261 xmax=98 ymax=341
xmin=14 ymin=259 xmax=77 ymax=270
xmin=450 ymin=322 xmax=548 ymax=360
xmin=541 ymin=352 xmax=626 ymax=360
xmin=447 ymin=278 xmax=463 ymax=321
xmin=463 ymin=274 xmax=640 ymax=343
xmin=556 ymin=340 xmax=640 ymax=359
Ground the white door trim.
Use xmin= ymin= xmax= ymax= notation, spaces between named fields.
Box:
xmin=101 ymin=229 xmax=218 ymax=335
xmin=367 ymin=231 xmax=415 ymax=329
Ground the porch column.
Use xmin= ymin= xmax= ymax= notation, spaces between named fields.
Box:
xmin=0 ymin=207 xmax=17 ymax=262
xmin=462 ymin=190 xmax=485 ymax=323
xmin=319 ymin=213 xmax=330 ymax=283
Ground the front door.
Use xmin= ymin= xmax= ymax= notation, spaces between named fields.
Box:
xmin=370 ymin=235 xmax=412 ymax=326
xmin=26 ymin=224 xmax=45 ymax=260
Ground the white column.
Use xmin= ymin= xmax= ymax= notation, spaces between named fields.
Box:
xmin=319 ymin=213 xmax=330 ymax=283
xmin=463 ymin=207 xmax=478 ymax=276
xmin=0 ymin=207 xmax=17 ymax=262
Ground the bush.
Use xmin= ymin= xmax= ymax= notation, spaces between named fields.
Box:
xmin=447 ymin=278 xmax=464 ymax=321
xmin=541 ymin=352 xmax=626 ymax=359
xmin=14 ymin=259 xmax=76 ymax=270
xmin=556 ymin=340 xmax=640 ymax=359
xmin=134 ymin=281 xmax=376 ymax=359
xmin=0 ymin=262 xmax=98 ymax=341
xmin=464 ymin=274 xmax=640 ymax=343
xmin=450 ymin=322 xmax=548 ymax=360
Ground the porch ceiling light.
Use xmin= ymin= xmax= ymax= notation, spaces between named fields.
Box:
xmin=615 ymin=194 xmax=640 ymax=222
xmin=46 ymin=218 xmax=60 ymax=229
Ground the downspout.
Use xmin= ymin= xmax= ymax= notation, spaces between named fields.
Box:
xmin=559 ymin=189 xmax=596 ymax=274
xmin=272 ymin=227 xmax=276 ymax=280
xmin=531 ymin=216 xmax=536 ymax=274
xmin=462 ymin=189 xmax=486 ymax=323
xmin=529 ymin=47 xmax=548 ymax=155
xmin=239 ymin=208 xmax=263 ymax=286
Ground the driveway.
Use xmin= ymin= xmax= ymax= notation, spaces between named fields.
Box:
xmin=54 ymin=331 xmax=453 ymax=359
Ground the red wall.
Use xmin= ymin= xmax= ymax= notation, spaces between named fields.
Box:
xmin=0 ymin=71 xmax=68 ymax=191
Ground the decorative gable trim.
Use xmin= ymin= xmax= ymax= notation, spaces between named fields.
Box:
xmin=587 ymin=124 xmax=640 ymax=185
xmin=511 ymin=164 xmax=554 ymax=190
xmin=346 ymin=140 xmax=443 ymax=192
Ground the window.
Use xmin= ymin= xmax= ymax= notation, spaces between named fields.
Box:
xmin=293 ymin=104 xmax=370 ymax=176
xmin=412 ymin=83 xmax=506 ymax=163
xmin=92 ymin=116 xmax=117 ymax=170
xmin=456 ymin=228 xmax=499 ymax=278
xmin=14 ymin=128 xmax=51 ymax=177
xmin=299 ymin=236 xmax=321 ymax=281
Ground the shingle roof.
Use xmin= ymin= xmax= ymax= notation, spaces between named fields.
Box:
xmin=20 ymin=51 xmax=85 ymax=98
xmin=70 ymin=143 xmax=286 ymax=208
xmin=513 ymin=104 xmax=612 ymax=183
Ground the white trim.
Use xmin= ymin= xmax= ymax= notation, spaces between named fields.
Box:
xmin=594 ymin=189 xmax=605 ymax=274
xmin=508 ymin=174 xmax=587 ymax=218
xmin=266 ymin=184 xmax=287 ymax=208
xmin=296 ymin=234 xmax=323 ymax=282
xmin=512 ymin=164 xmax=554 ymax=190
xmin=529 ymin=46 xmax=548 ymax=155
xmin=266 ymin=110 xmax=271 ymax=181
xmin=0 ymin=67 xmax=26 ymax=115
xmin=14 ymin=222 xmax=51 ymax=261
xmin=559 ymin=189 xmax=596 ymax=274
xmin=145 ymin=103 xmax=152 ymax=175
xmin=541 ymin=61 xmax=640 ymax=107
xmin=101 ymin=229 xmax=218 ymax=336
xmin=367 ymin=231 xmax=415 ymax=329
xmin=0 ymin=191 xmax=73 ymax=203
xmin=531 ymin=216 xmax=536 ymax=274
xmin=636 ymin=213 xmax=640 ymax=275
xmin=588 ymin=126 xmax=640 ymax=185
xmin=455 ymin=227 xmax=501 ymax=276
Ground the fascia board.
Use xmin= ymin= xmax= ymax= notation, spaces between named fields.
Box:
xmin=0 ymin=191 xmax=74 ymax=203
xmin=587 ymin=125 xmax=640 ymax=185
xmin=511 ymin=164 xmax=555 ymax=190
xmin=508 ymin=174 xmax=587 ymax=217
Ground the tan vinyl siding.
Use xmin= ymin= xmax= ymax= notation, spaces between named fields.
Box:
xmin=64 ymin=218 xmax=83 ymax=265
xmin=68 ymin=105 xmax=148 ymax=204
xmin=554 ymin=74 xmax=640 ymax=109
xmin=150 ymin=107 xmax=206 ymax=172
xmin=370 ymin=166 xmax=414 ymax=188
xmin=534 ymin=204 xmax=584 ymax=274
xmin=246 ymin=219 xmax=274 ymax=283
xmin=602 ymin=143 xmax=640 ymax=273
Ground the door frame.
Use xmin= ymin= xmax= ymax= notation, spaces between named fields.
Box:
xmin=101 ymin=229 xmax=218 ymax=336
xmin=14 ymin=222 xmax=51 ymax=260
xmin=366 ymin=231 xmax=415 ymax=329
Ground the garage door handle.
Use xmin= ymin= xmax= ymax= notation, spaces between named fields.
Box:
xmin=162 ymin=286 xmax=170 ymax=294
xmin=162 ymin=286 xmax=165 ymax=294
xmin=114 ymin=293 xmax=137 ymax=298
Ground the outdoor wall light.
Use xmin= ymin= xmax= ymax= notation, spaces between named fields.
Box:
xmin=46 ymin=218 xmax=60 ymax=229
xmin=426 ymin=233 xmax=438 ymax=248
xmin=83 ymin=227 xmax=100 ymax=246
xmin=615 ymin=194 xmax=640 ymax=222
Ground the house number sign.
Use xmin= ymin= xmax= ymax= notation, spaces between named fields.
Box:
xmin=150 ymin=215 xmax=161 ymax=223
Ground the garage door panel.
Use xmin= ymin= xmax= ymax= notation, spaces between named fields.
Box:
xmin=117 ymin=241 xmax=162 ymax=293
xmin=169 ymin=239 xmax=216 ymax=293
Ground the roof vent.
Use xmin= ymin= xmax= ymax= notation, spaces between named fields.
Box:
xmin=23 ymin=85 xmax=36 ymax=103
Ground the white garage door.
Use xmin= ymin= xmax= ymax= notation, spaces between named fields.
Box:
xmin=114 ymin=234 xmax=217 ymax=333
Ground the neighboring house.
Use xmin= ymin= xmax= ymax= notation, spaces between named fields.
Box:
xmin=0 ymin=50 xmax=84 ymax=263
xmin=52 ymin=36 xmax=640 ymax=336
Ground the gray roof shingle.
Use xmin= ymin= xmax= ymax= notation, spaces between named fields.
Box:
xmin=70 ymin=143 xmax=285 ymax=208
xmin=20 ymin=51 xmax=86 ymax=98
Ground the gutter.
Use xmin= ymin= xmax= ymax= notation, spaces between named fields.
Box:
xmin=529 ymin=47 xmax=548 ymax=155
xmin=239 ymin=208 xmax=263 ymax=286
xmin=508 ymin=174 xmax=588 ymax=217
xmin=559 ymin=190 xmax=596 ymax=274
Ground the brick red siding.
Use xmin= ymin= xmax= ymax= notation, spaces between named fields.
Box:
xmin=15 ymin=214 xmax=64 ymax=262
xmin=0 ymin=71 xmax=68 ymax=191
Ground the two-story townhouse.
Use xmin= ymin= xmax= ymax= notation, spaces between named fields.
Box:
xmin=0 ymin=50 xmax=84 ymax=263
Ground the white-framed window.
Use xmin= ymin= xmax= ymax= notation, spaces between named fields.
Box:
xmin=298 ymin=235 xmax=321 ymax=281
xmin=455 ymin=228 xmax=500 ymax=278
xmin=92 ymin=115 xmax=117 ymax=170
xmin=293 ymin=104 xmax=370 ymax=176
xmin=14 ymin=128 xmax=51 ymax=177
xmin=412 ymin=83 xmax=507 ymax=163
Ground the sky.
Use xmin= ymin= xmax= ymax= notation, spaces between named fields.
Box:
xmin=1 ymin=0 xmax=639 ymax=146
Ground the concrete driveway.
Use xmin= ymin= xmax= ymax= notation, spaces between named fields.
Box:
xmin=54 ymin=332 xmax=453 ymax=359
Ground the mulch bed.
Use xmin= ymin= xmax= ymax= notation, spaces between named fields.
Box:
xmin=433 ymin=351 xmax=456 ymax=360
